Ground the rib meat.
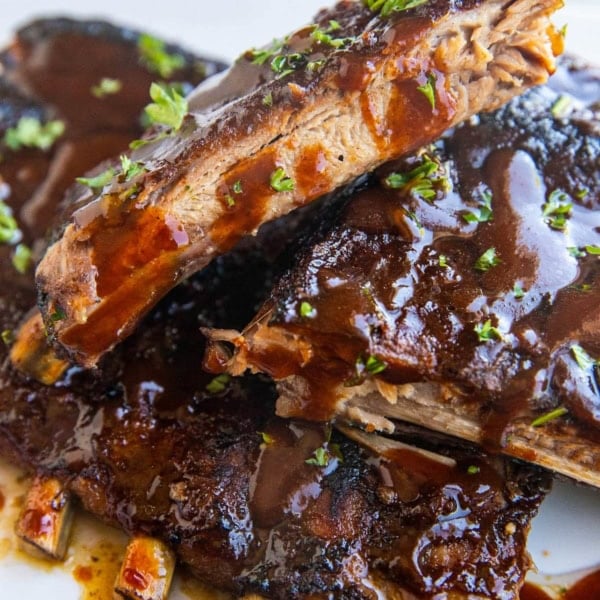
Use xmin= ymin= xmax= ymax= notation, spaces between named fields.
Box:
xmin=0 ymin=224 xmax=551 ymax=600
xmin=34 ymin=0 xmax=563 ymax=367
xmin=219 ymin=59 xmax=600 ymax=487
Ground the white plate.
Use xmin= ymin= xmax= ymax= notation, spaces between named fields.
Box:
xmin=0 ymin=1 xmax=599 ymax=598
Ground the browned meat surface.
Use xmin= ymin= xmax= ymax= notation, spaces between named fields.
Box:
xmin=221 ymin=60 xmax=600 ymax=486
xmin=0 ymin=17 xmax=224 ymax=241
xmin=0 ymin=235 xmax=550 ymax=599
xmin=34 ymin=0 xmax=564 ymax=367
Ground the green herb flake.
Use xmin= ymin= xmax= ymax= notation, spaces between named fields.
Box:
xmin=4 ymin=117 xmax=65 ymax=151
xmin=0 ymin=200 xmax=21 ymax=245
xmin=138 ymin=33 xmax=185 ymax=78
xmin=50 ymin=306 xmax=66 ymax=322
xmin=206 ymin=373 xmax=231 ymax=394
xmin=463 ymin=189 xmax=493 ymax=224
xmin=513 ymin=282 xmax=525 ymax=299
xmin=310 ymin=21 xmax=354 ymax=49
xmin=543 ymin=189 xmax=572 ymax=231
xmin=144 ymin=82 xmax=188 ymax=131
xmin=551 ymin=95 xmax=572 ymax=118
xmin=531 ymin=406 xmax=569 ymax=428
xmin=467 ymin=465 xmax=480 ymax=475
xmin=385 ymin=155 xmax=445 ymax=203
xmin=417 ymin=73 xmax=436 ymax=110
xmin=475 ymin=247 xmax=501 ymax=272
xmin=571 ymin=345 xmax=597 ymax=371
xmin=259 ymin=432 xmax=275 ymax=445
xmin=365 ymin=0 xmax=428 ymax=18
xmin=248 ymin=37 xmax=287 ymax=66
xmin=262 ymin=92 xmax=273 ymax=107
xmin=1 ymin=329 xmax=13 ymax=346
xmin=438 ymin=255 xmax=449 ymax=268
xmin=299 ymin=301 xmax=316 ymax=318
xmin=270 ymin=53 xmax=306 ymax=78
xmin=91 ymin=77 xmax=122 ymax=98
xmin=365 ymin=355 xmax=387 ymax=375
xmin=120 ymin=155 xmax=146 ymax=181
xmin=232 ymin=180 xmax=243 ymax=195
xmin=76 ymin=167 xmax=116 ymax=191
xmin=474 ymin=319 xmax=502 ymax=343
xmin=568 ymin=247 xmax=587 ymax=258
xmin=306 ymin=443 xmax=343 ymax=468
xmin=585 ymin=245 xmax=600 ymax=255
xmin=12 ymin=243 xmax=32 ymax=274
xmin=225 ymin=195 xmax=236 ymax=208
xmin=270 ymin=167 xmax=295 ymax=192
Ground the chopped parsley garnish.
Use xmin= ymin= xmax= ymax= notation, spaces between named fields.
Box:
xmin=76 ymin=167 xmax=116 ymax=191
xmin=3 ymin=117 xmax=65 ymax=151
xmin=271 ymin=53 xmax=306 ymax=78
xmin=259 ymin=431 xmax=275 ymax=445
xmin=144 ymin=82 xmax=188 ymax=131
xmin=206 ymin=373 xmax=231 ymax=394
xmin=474 ymin=319 xmax=502 ymax=343
xmin=568 ymin=247 xmax=587 ymax=258
xmin=543 ymin=189 xmax=572 ymax=231
xmin=120 ymin=155 xmax=146 ymax=181
xmin=0 ymin=200 xmax=21 ymax=245
xmin=385 ymin=155 xmax=445 ymax=203
xmin=438 ymin=255 xmax=449 ymax=268
xmin=12 ymin=243 xmax=32 ymax=274
xmin=551 ymin=95 xmax=572 ymax=118
xmin=463 ymin=189 xmax=493 ymax=224
xmin=586 ymin=245 xmax=600 ymax=255
xmin=248 ymin=37 xmax=287 ymax=66
xmin=1 ymin=329 xmax=13 ymax=346
xmin=571 ymin=345 xmax=598 ymax=371
xmin=306 ymin=442 xmax=343 ymax=468
xmin=576 ymin=188 xmax=589 ymax=200
xmin=513 ymin=282 xmax=525 ymax=299
xmin=365 ymin=355 xmax=387 ymax=374
xmin=531 ymin=407 xmax=568 ymax=428
xmin=262 ymin=92 xmax=273 ymax=107
xmin=364 ymin=0 xmax=428 ymax=17
xmin=270 ymin=167 xmax=295 ymax=192
xmin=299 ymin=301 xmax=316 ymax=318
xmin=467 ymin=465 xmax=480 ymax=475
xmin=571 ymin=283 xmax=592 ymax=293
xmin=417 ymin=73 xmax=436 ymax=110
xmin=91 ymin=77 xmax=122 ymax=98
xmin=311 ymin=21 xmax=354 ymax=48
xmin=138 ymin=33 xmax=185 ymax=78
xmin=50 ymin=306 xmax=66 ymax=322
xmin=232 ymin=180 xmax=243 ymax=195
xmin=475 ymin=247 xmax=501 ymax=272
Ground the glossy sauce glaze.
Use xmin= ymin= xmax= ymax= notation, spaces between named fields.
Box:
xmin=34 ymin=0 xmax=520 ymax=367
xmin=238 ymin=63 xmax=600 ymax=443
xmin=0 ymin=22 xmax=550 ymax=590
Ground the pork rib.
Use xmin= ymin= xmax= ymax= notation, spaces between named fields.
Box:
xmin=218 ymin=60 xmax=600 ymax=487
xmin=35 ymin=0 xmax=563 ymax=367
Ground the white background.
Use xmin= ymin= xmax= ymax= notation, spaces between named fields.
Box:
xmin=0 ymin=1 xmax=599 ymax=598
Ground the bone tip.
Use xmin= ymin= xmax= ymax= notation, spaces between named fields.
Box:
xmin=114 ymin=536 xmax=176 ymax=600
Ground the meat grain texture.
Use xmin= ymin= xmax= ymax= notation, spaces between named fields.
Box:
xmin=35 ymin=0 xmax=564 ymax=366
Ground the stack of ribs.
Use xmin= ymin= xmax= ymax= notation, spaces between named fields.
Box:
xmin=1 ymin=0 xmax=598 ymax=598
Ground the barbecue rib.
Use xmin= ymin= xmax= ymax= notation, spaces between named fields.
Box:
xmin=34 ymin=0 xmax=564 ymax=367
xmin=217 ymin=59 xmax=600 ymax=488
xmin=1 ymin=202 xmax=551 ymax=600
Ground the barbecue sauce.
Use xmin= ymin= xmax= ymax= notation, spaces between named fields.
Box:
xmin=238 ymin=66 xmax=600 ymax=443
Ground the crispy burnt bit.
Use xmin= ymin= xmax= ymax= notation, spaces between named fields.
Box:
xmin=223 ymin=63 xmax=600 ymax=485
xmin=35 ymin=0 xmax=563 ymax=367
